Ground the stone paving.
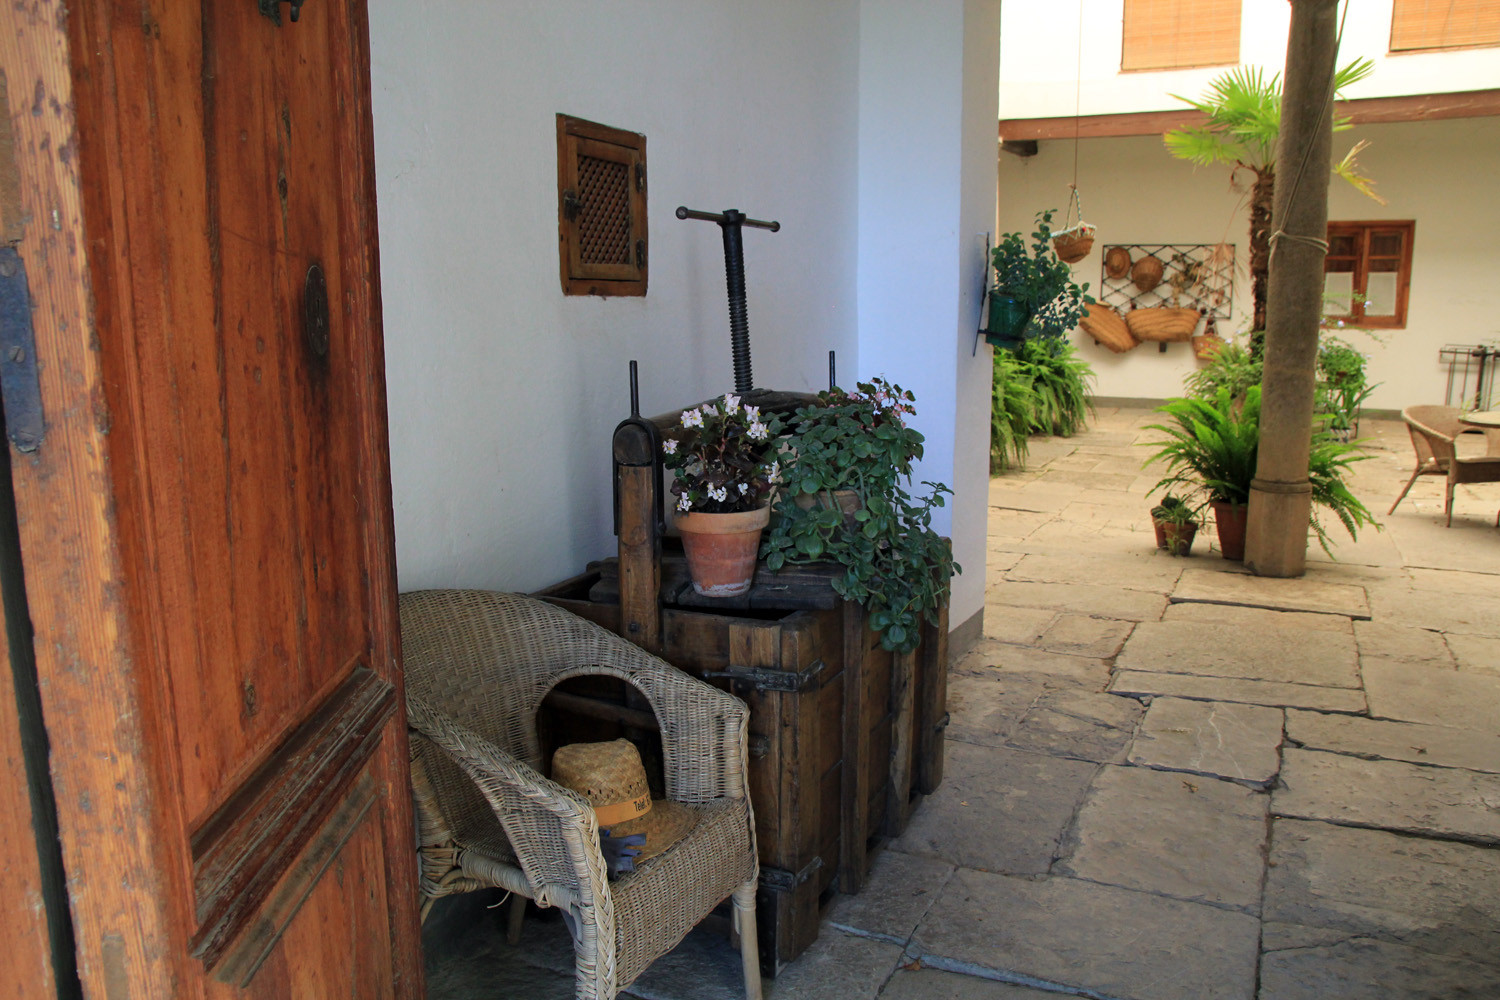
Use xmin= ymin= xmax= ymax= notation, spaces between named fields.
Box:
xmin=424 ymin=407 xmax=1500 ymax=1000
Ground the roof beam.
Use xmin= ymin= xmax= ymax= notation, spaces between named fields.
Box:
xmin=998 ymin=88 xmax=1500 ymax=142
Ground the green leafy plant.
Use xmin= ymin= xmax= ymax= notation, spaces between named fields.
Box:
xmin=1315 ymin=336 xmax=1377 ymax=439
xmin=762 ymin=379 xmax=958 ymax=652
xmin=1150 ymin=493 xmax=1202 ymax=556
xmin=1184 ymin=340 xmax=1263 ymax=403
xmin=991 ymin=210 xmax=1093 ymax=343
xmin=990 ymin=348 xmax=1038 ymax=473
xmin=1164 ymin=61 xmax=1382 ymax=336
xmin=1013 ymin=338 xmax=1095 ymax=437
xmin=1143 ymin=385 xmax=1377 ymax=555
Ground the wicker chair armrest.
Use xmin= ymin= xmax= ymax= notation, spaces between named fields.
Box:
xmin=406 ymin=695 xmax=614 ymax=916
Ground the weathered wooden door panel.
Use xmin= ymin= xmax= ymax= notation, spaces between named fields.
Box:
xmin=4 ymin=1 xmax=422 ymax=996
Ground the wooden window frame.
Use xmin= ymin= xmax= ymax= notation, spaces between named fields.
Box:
xmin=1324 ymin=220 xmax=1415 ymax=329
xmin=1120 ymin=0 xmax=1242 ymax=73
xmin=1389 ymin=0 xmax=1500 ymax=53
xmin=556 ymin=114 xmax=647 ymax=297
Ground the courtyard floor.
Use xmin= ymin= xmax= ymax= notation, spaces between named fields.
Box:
xmin=426 ymin=406 xmax=1500 ymax=1000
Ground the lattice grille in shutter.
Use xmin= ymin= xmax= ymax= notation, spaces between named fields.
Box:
xmin=576 ymin=154 xmax=632 ymax=266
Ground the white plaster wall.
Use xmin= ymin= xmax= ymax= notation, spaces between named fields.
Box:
xmin=858 ymin=0 xmax=1000 ymax=631
xmin=997 ymin=117 xmax=1500 ymax=410
xmin=370 ymin=2 xmax=861 ymax=592
xmin=1000 ymin=0 xmax=1500 ymax=119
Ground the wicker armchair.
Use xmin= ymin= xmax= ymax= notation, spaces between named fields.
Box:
xmin=1388 ymin=406 xmax=1500 ymax=526
xmin=401 ymin=590 xmax=762 ymax=1000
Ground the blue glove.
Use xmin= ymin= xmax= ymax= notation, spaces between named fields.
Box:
xmin=599 ymin=828 xmax=645 ymax=878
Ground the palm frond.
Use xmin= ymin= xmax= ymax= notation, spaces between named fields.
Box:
xmin=1332 ymin=139 xmax=1387 ymax=205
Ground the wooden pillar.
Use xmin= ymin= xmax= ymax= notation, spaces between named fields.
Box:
xmin=1245 ymin=0 xmax=1339 ymax=578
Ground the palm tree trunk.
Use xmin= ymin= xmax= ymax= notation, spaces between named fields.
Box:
xmin=1249 ymin=166 xmax=1275 ymax=343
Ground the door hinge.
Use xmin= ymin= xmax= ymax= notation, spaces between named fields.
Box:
xmin=562 ymin=189 xmax=582 ymax=223
xmin=635 ymin=162 xmax=646 ymax=193
xmin=759 ymin=856 xmax=822 ymax=894
xmin=707 ymin=659 xmax=824 ymax=694
xmin=258 ymin=0 xmax=309 ymax=24
xmin=0 ymin=249 xmax=44 ymax=453
xmin=634 ymin=239 xmax=646 ymax=271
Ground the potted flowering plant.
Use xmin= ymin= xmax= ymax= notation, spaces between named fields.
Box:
xmin=662 ymin=393 xmax=782 ymax=596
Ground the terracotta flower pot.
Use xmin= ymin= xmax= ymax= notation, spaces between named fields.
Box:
xmin=1153 ymin=519 xmax=1198 ymax=557
xmin=1210 ymin=500 xmax=1248 ymax=561
xmin=677 ymin=506 xmax=771 ymax=597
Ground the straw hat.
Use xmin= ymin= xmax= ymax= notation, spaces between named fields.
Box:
xmin=551 ymin=739 xmax=696 ymax=862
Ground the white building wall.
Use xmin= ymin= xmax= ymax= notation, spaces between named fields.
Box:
xmin=1001 ymin=0 xmax=1500 ymax=119
xmin=997 ymin=116 xmax=1500 ymax=410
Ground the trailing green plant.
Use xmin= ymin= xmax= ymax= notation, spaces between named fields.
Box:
xmin=1143 ymin=385 xmax=1378 ymax=555
xmin=1012 ymin=338 xmax=1095 ymax=437
xmin=762 ymin=379 xmax=958 ymax=652
xmin=991 ymin=210 xmax=1093 ymax=342
xmin=990 ymin=348 xmax=1038 ymax=473
xmin=1183 ymin=340 xmax=1263 ymax=402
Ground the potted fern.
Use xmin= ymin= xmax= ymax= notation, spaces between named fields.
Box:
xmin=1150 ymin=494 xmax=1201 ymax=557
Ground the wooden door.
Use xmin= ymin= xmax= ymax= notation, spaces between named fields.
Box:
xmin=3 ymin=2 xmax=423 ymax=997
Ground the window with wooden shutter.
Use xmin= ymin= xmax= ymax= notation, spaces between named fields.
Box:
xmin=1121 ymin=0 xmax=1242 ymax=71
xmin=1323 ymin=221 xmax=1415 ymax=329
xmin=557 ymin=115 xmax=647 ymax=296
xmin=1390 ymin=0 xmax=1500 ymax=52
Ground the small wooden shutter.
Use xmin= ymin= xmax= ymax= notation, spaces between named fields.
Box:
xmin=557 ymin=115 xmax=647 ymax=296
xmin=1390 ymin=0 xmax=1500 ymax=51
xmin=1121 ymin=0 xmax=1242 ymax=71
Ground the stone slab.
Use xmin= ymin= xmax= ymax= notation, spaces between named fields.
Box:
xmin=1129 ymin=697 xmax=1284 ymax=786
xmin=1055 ymin=764 xmax=1269 ymax=911
xmin=1003 ymin=688 xmax=1144 ymax=764
xmin=912 ymin=869 xmax=1259 ymax=1000
xmin=986 ymin=580 xmax=1168 ymax=622
xmin=945 ymin=671 xmax=1051 ymax=748
xmin=1162 ymin=601 xmax=1352 ymax=634
xmin=1286 ymin=709 xmax=1500 ymax=774
xmin=879 ymin=969 xmax=1061 ymax=1000
xmin=1116 ymin=621 xmax=1360 ymax=688
xmin=1170 ymin=567 xmax=1370 ymax=619
xmin=1445 ymin=631 xmax=1500 ymax=675
xmin=1351 ymin=620 xmax=1453 ymax=664
xmin=751 ymin=930 xmax=902 ymax=1000
xmin=825 ymin=850 xmax=955 ymax=943
xmin=978 ymin=608 xmax=1056 ymax=646
xmin=1033 ymin=469 xmax=1138 ymax=491
xmin=1274 ymin=748 xmax=1500 ymax=845
xmin=956 ymin=639 xmax=1113 ymax=687
xmin=891 ymin=743 xmax=1098 ymax=874
xmin=1362 ymin=659 xmax=1500 ymax=735
xmin=1264 ymin=818 xmax=1500 ymax=965
xmin=1034 ymin=614 xmax=1135 ymax=659
xmin=1366 ymin=583 xmax=1500 ymax=636
xmin=1259 ymin=938 xmax=1500 ymax=1000
xmin=1109 ymin=671 xmax=1367 ymax=713
xmin=1007 ymin=551 xmax=1182 ymax=593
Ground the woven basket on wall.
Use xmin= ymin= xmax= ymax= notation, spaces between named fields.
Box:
xmin=1079 ymin=303 xmax=1138 ymax=353
xmin=1130 ymin=256 xmax=1164 ymax=293
xmin=1125 ymin=307 xmax=1200 ymax=342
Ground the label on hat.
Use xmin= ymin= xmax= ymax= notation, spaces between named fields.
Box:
xmin=593 ymin=793 xmax=651 ymax=827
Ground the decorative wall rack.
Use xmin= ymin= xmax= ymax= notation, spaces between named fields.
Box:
xmin=1096 ymin=243 xmax=1235 ymax=321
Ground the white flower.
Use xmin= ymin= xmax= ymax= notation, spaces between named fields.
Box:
xmin=681 ymin=409 xmax=704 ymax=428
xmin=738 ymin=482 xmax=749 ymax=494
xmin=677 ymin=495 xmax=693 ymax=512
xmin=748 ymin=420 xmax=769 ymax=441
xmin=745 ymin=405 xmax=760 ymax=422
xmin=662 ymin=438 xmax=679 ymax=455
xmin=766 ymin=460 xmax=781 ymax=484
xmin=701 ymin=403 xmax=716 ymax=416
xmin=723 ymin=393 xmax=741 ymax=415
xmin=708 ymin=485 xmax=728 ymax=502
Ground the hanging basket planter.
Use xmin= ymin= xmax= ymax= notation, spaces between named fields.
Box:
xmin=986 ymin=289 xmax=1033 ymax=344
xmin=1052 ymin=223 xmax=1096 ymax=264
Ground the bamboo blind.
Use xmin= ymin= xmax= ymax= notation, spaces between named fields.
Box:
xmin=1390 ymin=0 xmax=1500 ymax=51
xmin=1121 ymin=0 xmax=1241 ymax=71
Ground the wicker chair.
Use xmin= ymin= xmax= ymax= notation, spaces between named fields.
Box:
xmin=401 ymin=590 xmax=762 ymax=1000
xmin=1388 ymin=405 xmax=1500 ymax=526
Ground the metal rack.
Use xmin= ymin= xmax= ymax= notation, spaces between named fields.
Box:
xmin=1441 ymin=344 xmax=1499 ymax=411
xmin=1096 ymin=243 xmax=1235 ymax=320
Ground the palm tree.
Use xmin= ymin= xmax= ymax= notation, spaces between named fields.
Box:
xmin=1164 ymin=61 xmax=1383 ymax=337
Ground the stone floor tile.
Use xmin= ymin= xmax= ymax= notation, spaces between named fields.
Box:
xmin=759 ymin=930 xmax=903 ymax=1000
xmin=1443 ymin=631 xmax=1500 ymax=675
xmin=1006 ymin=551 xmax=1182 ymax=593
xmin=1285 ymin=709 xmax=1500 ymax=774
xmin=986 ymin=509 xmax=1052 ymax=539
xmin=879 ymin=968 xmax=1061 ymax=999
xmin=1055 ymin=764 xmax=1269 ymax=911
xmin=1033 ymin=469 xmax=1139 ymax=491
xmin=945 ymin=670 xmax=1050 ymax=748
xmin=1162 ymin=601 xmax=1352 ymax=633
xmin=987 ymin=580 xmax=1168 ymax=622
xmin=825 ymin=850 xmax=955 ymax=943
xmin=959 ymin=641 xmax=1114 ymax=686
xmin=1116 ymin=621 xmax=1359 ymax=688
xmin=1003 ymin=688 xmax=1144 ymax=763
xmin=1170 ymin=567 xmax=1370 ymax=618
xmin=1362 ymin=659 xmax=1500 ymax=734
xmin=1034 ymin=614 xmax=1134 ymax=659
xmin=1366 ymin=583 xmax=1500 ymax=636
xmin=912 ymin=869 xmax=1259 ymax=1000
xmin=1408 ymin=566 xmax=1500 ymax=599
xmin=977 ymin=608 xmax=1055 ymax=646
xmin=1274 ymin=748 xmax=1500 ymax=844
xmin=1129 ymin=697 xmax=1284 ymax=786
xmin=1264 ymin=818 xmax=1500 ymax=965
xmin=1109 ymin=671 xmax=1367 ymax=713
xmin=1259 ymin=938 xmax=1500 ymax=1000
xmin=982 ymin=548 xmax=1025 ymax=574
xmin=1352 ymin=620 xmax=1454 ymax=663
xmin=891 ymin=743 xmax=1097 ymax=874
